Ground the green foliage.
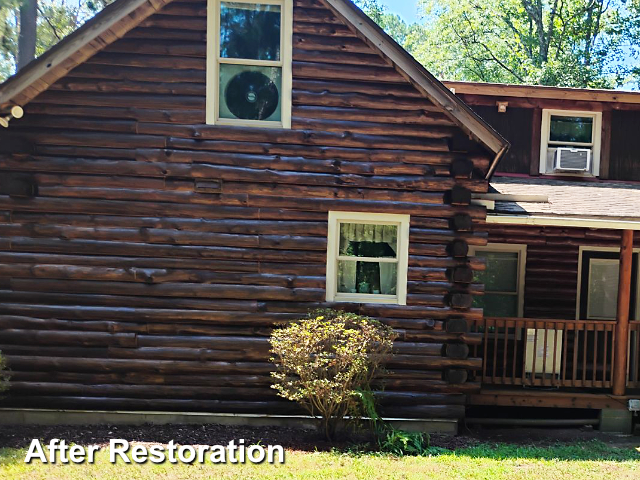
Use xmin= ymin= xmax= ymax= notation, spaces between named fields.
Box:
xmin=270 ymin=309 xmax=396 ymax=440
xmin=0 ymin=0 xmax=113 ymax=81
xmin=356 ymin=0 xmax=640 ymax=89
xmin=379 ymin=429 xmax=430 ymax=456
xmin=357 ymin=388 xmax=430 ymax=456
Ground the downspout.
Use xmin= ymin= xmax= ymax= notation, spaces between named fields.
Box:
xmin=485 ymin=144 xmax=509 ymax=180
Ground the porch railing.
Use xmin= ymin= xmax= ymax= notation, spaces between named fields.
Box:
xmin=470 ymin=317 xmax=617 ymax=389
xmin=628 ymin=321 xmax=640 ymax=389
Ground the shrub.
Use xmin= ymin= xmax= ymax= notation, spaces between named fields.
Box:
xmin=270 ymin=309 xmax=396 ymax=440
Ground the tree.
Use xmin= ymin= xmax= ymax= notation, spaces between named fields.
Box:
xmin=356 ymin=0 xmax=639 ymax=89
xmin=414 ymin=0 xmax=640 ymax=88
xmin=0 ymin=0 xmax=112 ymax=80
xmin=17 ymin=0 xmax=36 ymax=69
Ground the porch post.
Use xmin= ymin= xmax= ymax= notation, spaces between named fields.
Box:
xmin=612 ymin=229 xmax=634 ymax=396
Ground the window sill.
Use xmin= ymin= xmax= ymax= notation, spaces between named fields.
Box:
xmin=329 ymin=293 xmax=403 ymax=305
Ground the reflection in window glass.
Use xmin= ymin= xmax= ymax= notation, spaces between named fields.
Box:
xmin=220 ymin=2 xmax=281 ymax=61
xmin=339 ymin=223 xmax=397 ymax=257
xmin=549 ymin=115 xmax=593 ymax=144
xmin=337 ymin=260 xmax=397 ymax=295
xmin=587 ymin=260 xmax=619 ymax=319
xmin=474 ymin=252 xmax=519 ymax=292
xmin=473 ymin=250 xmax=520 ymax=317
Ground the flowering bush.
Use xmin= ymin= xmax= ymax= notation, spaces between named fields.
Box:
xmin=270 ymin=309 xmax=395 ymax=440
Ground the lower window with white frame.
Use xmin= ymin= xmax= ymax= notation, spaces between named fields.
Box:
xmin=470 ymin=243 xmax=527 ymax=317
xmin=578 ymin=249 xmax=639 ymax=320
xmin=326 ymin=211 xmax=409 ymax=305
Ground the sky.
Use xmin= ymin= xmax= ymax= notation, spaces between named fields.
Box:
xmin=378 ymin=0 xmax=420 ymax=23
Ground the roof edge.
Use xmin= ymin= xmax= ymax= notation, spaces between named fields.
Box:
xmin=323 ymin=0 xmax=509 ymax=155
xmin=0 ymin=0 xmax=172 ymax=110
xmin=445 ymin=80 xmax=640 ymax=105
xmin=487 ymin=214 xmax=640 ymax=231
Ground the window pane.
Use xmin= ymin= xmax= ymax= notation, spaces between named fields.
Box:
xmin=220 ymin=2 xmax=281 ymax=61
xmin=219 ymin=64 xmax=282 ymax=121
xmin=549 ymin=115 xmax=593 ymax=143
xmin=473 ymin=251 xmax=519 ymax=293
xmin=473 ymin=293 xmax=518 ymax=317
xmin=587 ymin=260 xmax=619 ymax=319
xmin=337 ymin=260 xmax=397 ymax=295
xmin=339 ymin=223 xmax=397 ymax=258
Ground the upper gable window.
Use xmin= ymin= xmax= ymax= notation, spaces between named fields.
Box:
xmin=539 ymin=109 xmax=602 ymax=177
xmin=206 ymin=0 xmax=292 ymax=128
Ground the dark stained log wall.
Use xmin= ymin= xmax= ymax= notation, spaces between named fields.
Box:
xmin=0 ymin=0 xmax=493 ymax=419
xmin=609 ymin=110 xmax=640 ymax=182
xmin=469 ymin=106 xmax=533 ymax=175
xmin=484 ymin=224 xmax=640 ymax=319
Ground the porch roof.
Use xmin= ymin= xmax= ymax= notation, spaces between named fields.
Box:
xmin=484 ymin=176 xmax=640 ymax=229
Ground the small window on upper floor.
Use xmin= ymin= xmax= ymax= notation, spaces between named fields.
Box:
xmin=539 ymin=109 xmax=602 ymax=177
xmin=206 ymin=0 xmax=292 ymax=128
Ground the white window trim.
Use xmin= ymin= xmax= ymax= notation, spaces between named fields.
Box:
xmin=326 ymin=211 xmax=410 ymax=305
xmin=539 ymin=109 xmax=602 ymax=177
xmin=469 ymin=243 xmax=527 ymax=318
xmin=206 ymin=0 xmax=293 ymax=128
xmin=575 ymin=246 xmax=640 ymax=320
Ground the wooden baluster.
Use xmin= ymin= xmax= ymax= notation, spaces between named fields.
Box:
xmin=492 ymin=319 xmax=499 ymax=383
xmin=603 ymin=326 xmax=609 ymax=387
xmin=572 ymin=324 xmax=580 ymax=387
xmin=530 ymin=321 xmax=538 ymax=386
xmin=482 ymin=318 xmax=489 ymax=384
xmin=561 ymin=322 xmax=569 ymax=386
xmin=541 ymin=322 xmax=549 ymax=386
xmin=551 ymin=321 xmax=559 ymax=387
xmin=502 ymin=319 xmax=509 ymax=383
xmin=593 ymin=323 xmax=600 ymax=386
xmin=582 ymin=324 xmax=589 ymax=386
xmin=512 ymin=319 xmax=520 ymax=385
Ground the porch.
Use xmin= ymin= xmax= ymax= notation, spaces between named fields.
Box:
xmin=468 ymin=229 xmax=640 ymax=425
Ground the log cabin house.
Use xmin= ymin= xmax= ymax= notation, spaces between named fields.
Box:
xmin=445 ymin=81 xmax=640 ymax=432
xmin=0 ymin=0 xmax=637 ymax=433
xmin=0 ymin=0 xmax=509 ymax=430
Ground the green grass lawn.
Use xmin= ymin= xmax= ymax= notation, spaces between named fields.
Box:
xmin=1 ymin=441 xmax=639 ymax=480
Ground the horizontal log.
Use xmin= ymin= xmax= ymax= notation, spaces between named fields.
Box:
xmin=291 ymin=117 xmax=456 ymax=139
xmin=8 ymin=278 xmax=326 ymax=302
xmin=294 ymin=61 xmax=403 ymax=83
xmin=293 ymin=22 xmax=356 ymax=37
xmin=103 ymin=40 xmax=206 ymax=57
xmin=1 ymin=395 xmax=298 ymax=414
xmin=386 ymin=355 xmax=481 ymax=370
xmin=7 ymin=382 xmax=276 ymax=400
xmin=375 ymin=391 xmax=466 ymax=406
xmin=9 ymin=371 xmax=273 ymax=387
xmin=125 ymin=27 xmax=207 ymax=41
xmin=293 ymin=105 xmax=454 ymax=126
xmin=4 ymin=355 xmax=275 ymax=375
xmin=292 ymin=89 xmax=438 ymax=111
xmin=379 ymin=404 xmax=465 ymax=419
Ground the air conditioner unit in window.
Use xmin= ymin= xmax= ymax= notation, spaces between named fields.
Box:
xmin=553 ymin=147 xmax=591 ymax=172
